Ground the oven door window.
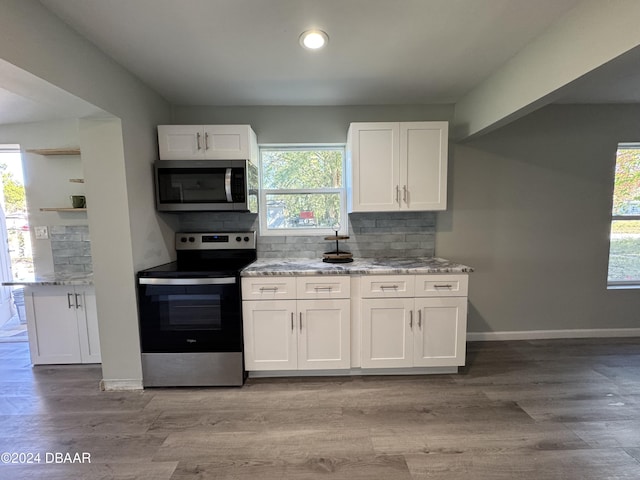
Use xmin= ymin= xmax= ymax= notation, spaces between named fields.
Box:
xmin=138 ymin=283 xmax=241 ymax=353
xmin=162 ymin=293 xmax=222 ymax=331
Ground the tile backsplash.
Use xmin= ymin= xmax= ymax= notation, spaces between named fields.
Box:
xmin=178 ymin=211 xmax=436 ymax=259
xmin=51 ymin=225 xmax=93 ymax=274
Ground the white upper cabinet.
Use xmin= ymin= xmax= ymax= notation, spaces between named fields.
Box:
xmin=157 ymin=125 xmax=258 ymax=162
xmin=347 ymin=121 xmax=448 ymax=212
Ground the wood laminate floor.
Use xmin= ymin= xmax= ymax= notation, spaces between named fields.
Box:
xmin=1 ymin=338 xmax=640 ymax=479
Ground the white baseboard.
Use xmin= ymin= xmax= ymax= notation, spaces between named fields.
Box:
xmin=467 ymin=328 xmax=640 ymax=342
xmin=99 ymin=379 xmax=143 ymax=391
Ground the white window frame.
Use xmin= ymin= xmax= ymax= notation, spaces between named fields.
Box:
xmin=258 ymin=144 xmax=347 ymax=237
xmin=607 ymin=142 xmax=640 ymax=288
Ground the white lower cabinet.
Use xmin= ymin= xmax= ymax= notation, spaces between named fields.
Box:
xmin=25 ymin=286 xmax=101 ymax=365
xmin=242 ymin=277 xmax=351 ymax=371
xmin=297 ymin=299 xmax=350 ymax=370
xmin=361 ymin=298 xmax=414 ymax=368
xmin=242 ymin=273 xmax=468 ymax=375
xmin=413 ymin=297 xmax=467 ymax=367
xmin=360 ymin=275 xmax=467 ymax=369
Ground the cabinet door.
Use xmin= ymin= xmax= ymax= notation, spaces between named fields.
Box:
xmin=243 ymin=300 xmax=297 ymax=371
xmin=297 ymin=299 xmax=350 ymax=370
xmin=202 ymin=125 xmax=254 ymax=160
xmin=361 ymin=298 xmax=413 ymax=368
xmin=74 ymin=287 xmax=101 ymax=363
xmin=348 ymin=123 xmax=400 ymax=212
xmin=157 ymin=125 xmax=205 ymax=160
xmin=25 ymin=286 xmax=82 ymax=364
xmin=401 ymin=122 xmax=448 ymax=211
xmin=413 ymin=297 xmax=467 ymax=367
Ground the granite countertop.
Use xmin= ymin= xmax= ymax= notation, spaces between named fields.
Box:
xmin=241 ymin=257 xmax=473 ymax=276
xmin=2 ymin=272 xmax=94 ymax=286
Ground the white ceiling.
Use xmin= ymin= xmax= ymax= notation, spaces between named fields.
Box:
xmin=2 ymin=0 xmax=640 ymax=126
xmin=37 ymin=0 xmax=586 ymax=106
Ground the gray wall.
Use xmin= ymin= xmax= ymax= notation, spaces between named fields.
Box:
xmin=175 ymin=103 xmax=640 ymax=335
xmin=0 ymin=119 xmax=89 ymax=275
xmin=437 ymin=104 xmax=640 ymax=334
xmin=0 ymin=0 xmax=173 ymax=387
xmin=171 ymin=105 xmax=451 ymax=259
xmin=172 ymin=105 xmax=454 ymax=143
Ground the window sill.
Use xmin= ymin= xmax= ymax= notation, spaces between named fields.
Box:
xmin=607 ymin=284 xmax=640 ymax=290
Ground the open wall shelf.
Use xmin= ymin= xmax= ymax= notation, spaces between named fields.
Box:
xmin=39 ymin=208 xmax=87 ymax=212
xmin=26 ymin=148 xmax=81 ymax=156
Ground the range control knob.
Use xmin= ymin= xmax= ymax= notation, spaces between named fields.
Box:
xmin=188 ymin=237 xmax=195 ymax=243
xmin=244 ymin=236 xmax=250 ymax=242
xmin=236 ymin=236 xmax=242 ymax=242
xmin=180 ymin=237 xmax=188 ymax=243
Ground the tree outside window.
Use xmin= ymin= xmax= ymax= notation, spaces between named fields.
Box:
xmin=259 ymin=146 xmax=346 ymax=236
xmin=608 ymin=144 xmax=640 ymax=285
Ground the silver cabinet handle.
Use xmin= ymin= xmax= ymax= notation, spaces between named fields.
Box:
xmin=403 ymin=185 xmax=408 ymax=203
xmin=396 ymin=185 xmax=400 ymax=204
xmin=196 ymin=132 xmax=201 ymax=150
xmin=75 ymin=293 xmax=81 ymax=309
xmin=299 ymin=312 xmax=302 ymax=331
xmin=291 ymin=312 xmax=294 ymax=331
xmin=67 ymin=293 xmax=74 ymax=309
xmin=434 ymin=284 xmax=453 ymax=289
xmin=259 ymin=286 xmax=279 ymax=292
xmin=314 ymin=286 xmax=333 ymax=292
xmin=409 ymin=310 xmax=413 ymax=329
xmin=418 ymin=309 xmax=422 ymax=328
xmin=380 ymin=285 xmax=399 ymax=290
xmin=205 ymin=132 xmax=209 ymax=150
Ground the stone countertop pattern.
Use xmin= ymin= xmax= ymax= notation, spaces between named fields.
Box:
xmin=2 ymin=272 xmax=94 ymax=286
xmin=241 ymin=257 xmax=473 ymax=276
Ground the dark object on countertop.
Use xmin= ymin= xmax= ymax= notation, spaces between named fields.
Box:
xmin=323 ymin=226 xmax=353 ymax=263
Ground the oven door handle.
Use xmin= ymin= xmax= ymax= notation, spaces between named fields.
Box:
xmin=139 ymin=277 xmax=236 ymax=285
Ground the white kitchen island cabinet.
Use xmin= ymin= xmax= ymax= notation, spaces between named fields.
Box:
xmin=157 ymin=125 xmax=257 ymax=161
xmin=25 ymin=285 xmax=101 ymax=365
xmin=346 ymin=121 xmax=448 ymax=212
xmin=242 ymin=276 xmax=351 ymax=372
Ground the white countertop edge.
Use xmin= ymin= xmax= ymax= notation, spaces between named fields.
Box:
xmin=2 ymin=273 xmax=94 ymax=287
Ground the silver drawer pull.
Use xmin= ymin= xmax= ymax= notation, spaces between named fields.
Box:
xmin=314 ymin=286 xmax=333 ymax=292
xmin=380 ymin=285 xmax=399 ymax=290
xmin=259 ymin=286 xmax=279 ymax=292
xmin=434 ymin=284 xmax=453 ymax=289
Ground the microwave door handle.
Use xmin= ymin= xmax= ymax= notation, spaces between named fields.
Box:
xmin=225 ymin=168 xmax=233 ymax=203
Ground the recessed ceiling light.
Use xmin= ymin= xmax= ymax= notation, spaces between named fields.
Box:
xmin=299 ymin=30 xmax=329 ymax=50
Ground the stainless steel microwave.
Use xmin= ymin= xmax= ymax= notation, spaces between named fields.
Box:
xmin=155 ymin=159 xmax=258 ymax=212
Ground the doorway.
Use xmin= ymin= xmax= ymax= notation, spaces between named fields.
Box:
xmin=0 ymin=144 xmax=32 ymax=342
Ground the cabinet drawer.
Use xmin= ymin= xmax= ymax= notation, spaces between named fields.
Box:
xmin=241 ymin=277 xmax=297 ymax=300
xmin=414 ymin=275 xmax=468 ymax=297
xmin=296 ymin=276 xmax=350 ymax=299
xmin=361 ymin=275 xmax=414 ymax=298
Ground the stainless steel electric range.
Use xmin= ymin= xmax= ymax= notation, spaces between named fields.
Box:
xmin=137 ymin=232 xmax=256 ymax=387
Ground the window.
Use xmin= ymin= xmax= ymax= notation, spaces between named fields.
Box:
xmin=259 ymin=145 xmax=346 ymax=236
xmin=608 ymin=143 xmax=640 ymax=286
